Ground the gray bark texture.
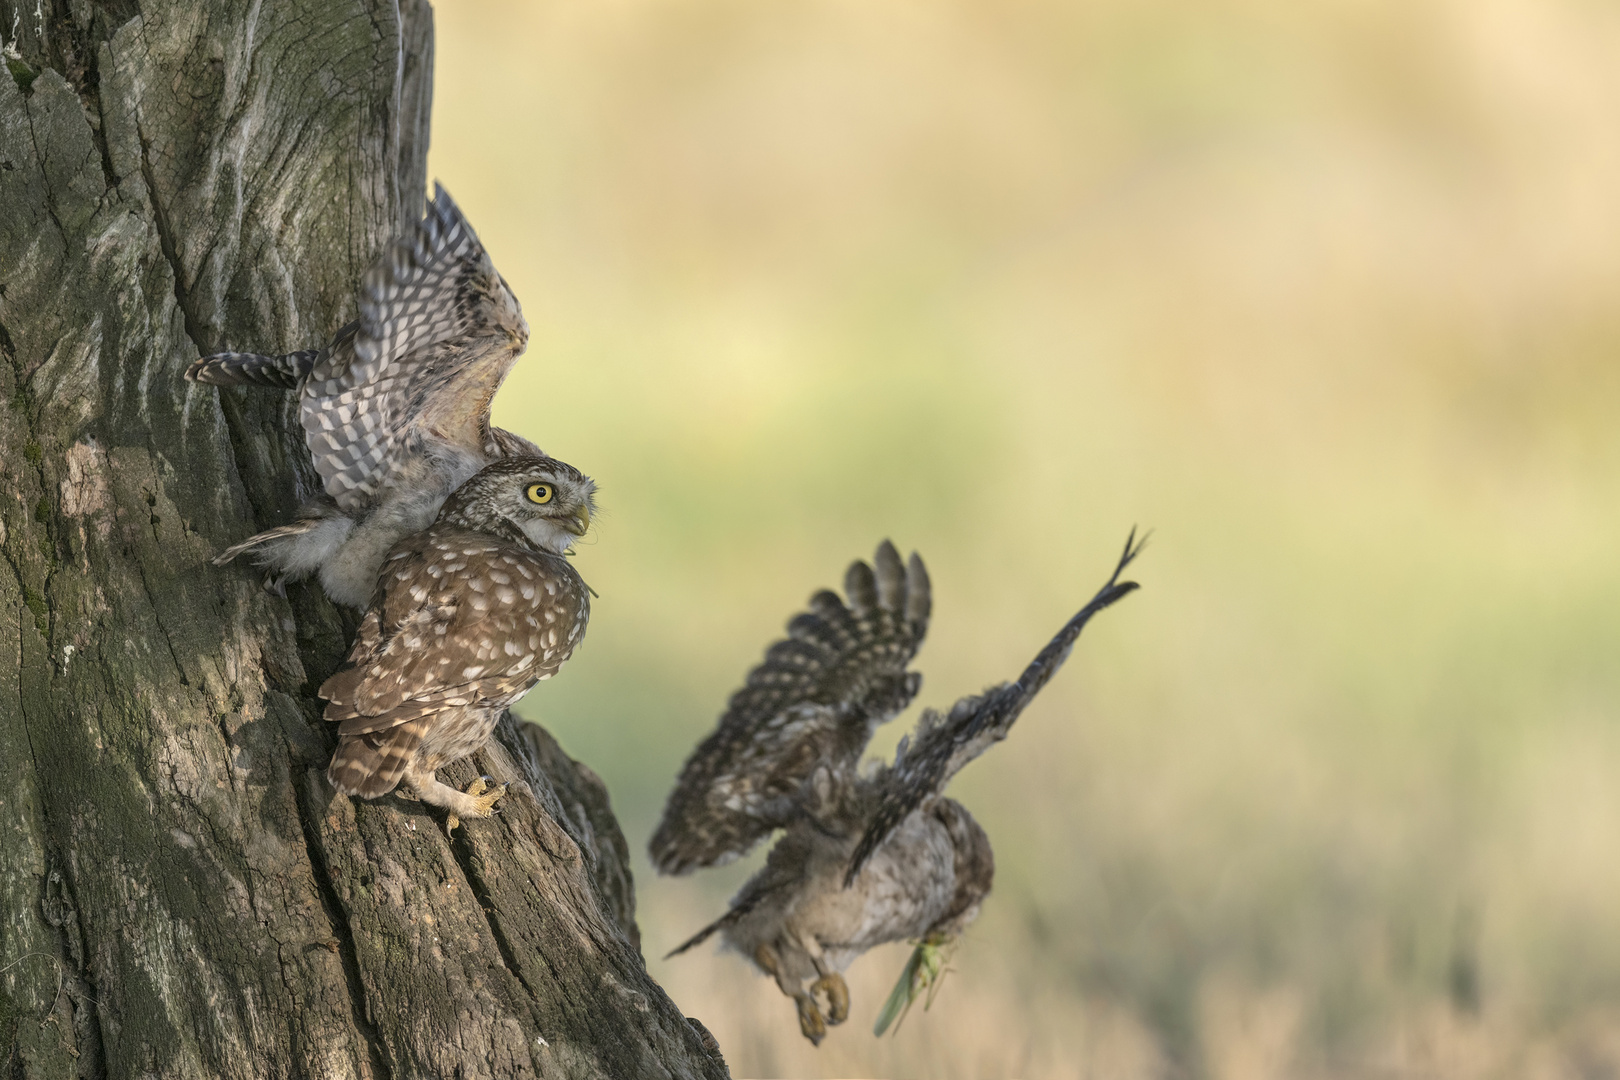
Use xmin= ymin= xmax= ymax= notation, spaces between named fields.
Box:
xmin=0 ymin=2 xmax=729 ymax=1077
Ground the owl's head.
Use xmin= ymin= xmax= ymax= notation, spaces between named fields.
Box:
xmin=439 ymin=455 xmax=597 ymax=555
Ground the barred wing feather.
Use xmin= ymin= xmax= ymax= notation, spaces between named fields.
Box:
xmin=300 ymin=185 xmax=529 ymax=511
xmin=844 ymin=529 xmax=1146 ymax=885
xmin=650 ymin=541 xmax=932 ymax=875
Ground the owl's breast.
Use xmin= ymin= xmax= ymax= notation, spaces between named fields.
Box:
xmin=791 ymin=808 xmax=959 ymax=964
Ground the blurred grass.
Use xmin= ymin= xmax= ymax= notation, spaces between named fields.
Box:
xmin=428 ymin=0 xmax=1620 ymax=1075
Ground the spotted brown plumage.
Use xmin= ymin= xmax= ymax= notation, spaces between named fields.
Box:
xmin=320 ymin=456 xmax=595 ymax=825
xmin=655 ymin=533 xmax=1143 ymax=1045
xmin=186 ymin=184 xmax=541 ymax=608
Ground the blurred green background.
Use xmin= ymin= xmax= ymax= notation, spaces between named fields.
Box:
xmin=427 ymin=0 xmax=1620 ymax=1075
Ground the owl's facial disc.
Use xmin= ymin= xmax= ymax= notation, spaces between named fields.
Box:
xmin=512 ymin=472 xmax=595 ymax=555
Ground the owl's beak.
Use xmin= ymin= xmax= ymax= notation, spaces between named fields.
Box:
xmin=567 ymin=504 xmax=592 ymax=537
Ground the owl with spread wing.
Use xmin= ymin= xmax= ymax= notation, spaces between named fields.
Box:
xmin=320 ymin=455 xmax=595 ymax=827
xmin=186 ymin=185 xmax=541 ymax=608
xmin=651 ymin=534 xmax=1143 ymax=1044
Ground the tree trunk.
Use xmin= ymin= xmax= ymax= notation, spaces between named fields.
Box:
xmin=0 ymin=2 xmax=728 ymax=1077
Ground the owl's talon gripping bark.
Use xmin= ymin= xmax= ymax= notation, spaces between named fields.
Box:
xmin=811 ymin=973 xmax=849 ymax=1025
xmin=467 ymin=775 xmax=509 ymax=814
xmin=446 ymin=776 xmax=508 ymax=833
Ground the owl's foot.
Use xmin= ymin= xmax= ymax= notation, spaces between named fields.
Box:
xmin=443 ymin=776 xmax=508 ymax=833
xmin=751 ymin=943 xmax=829 ymax=1044
xmin=794 ymin=993 xmax=828 ymax=1045
xmin=810 ymin=972 xmax=849 ymax=1025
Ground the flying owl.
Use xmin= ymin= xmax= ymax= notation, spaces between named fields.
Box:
xmin=185 ymin=184 xmax=541 ymax=608
xmin=319 ymin=455 xmax=595 ymax=827
xmin=651 ymin=534 xmax=1143 ymax=1044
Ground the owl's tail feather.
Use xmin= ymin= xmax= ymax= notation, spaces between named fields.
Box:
xmin=328 ymin=726 xmax=422 ymax=799
xmin=664 ymin=881 xmax=784 ymax=959
xmin=186 ymin=348 xmax=320 ymax=389
xmin=664 ymin=906 xmax=747 ymax=960
xmin=211 ymin=507 xmax=353 ymax=577
xmin=212 ymin=520 xmax=320 ymax=566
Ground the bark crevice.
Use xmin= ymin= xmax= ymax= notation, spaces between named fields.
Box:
xmin=3 ymin=335 xmax=55 ymax=644
xmin=453 ymin=831 xmax=539 ymax=993
xmin=293 ymin=776 xmax=394 ymax=1080
xmin=38 ymin=866 xmax=108 ymax=1080
xmin=135 ymin=134 xmax=208 ymax=357
xmin=18 ymin=95 xmax=66 ymax=236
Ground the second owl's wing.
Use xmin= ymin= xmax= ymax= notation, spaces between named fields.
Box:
xmin=185 ymin=345 xmax=325 ymax=389
xmin=648 ymin=541 xmax=932 ymax=876
xmin=844 ymin=529 xmax=1146 ymax=885
xmin=319 ymin=537 xmax=588 ymax=731
xmin=300 ymin=185 xmax=529 ymax=511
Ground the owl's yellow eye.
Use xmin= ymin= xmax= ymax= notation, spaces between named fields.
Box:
xmin=525 ymin=483 xmax=554 ymax=505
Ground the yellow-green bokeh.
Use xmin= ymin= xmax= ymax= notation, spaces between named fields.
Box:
xmin=430 ymin=1 xmax=1620 ymax=1075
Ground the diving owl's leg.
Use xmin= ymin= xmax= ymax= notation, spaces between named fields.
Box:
xmin=810 ymin=970 xmax=849 ymax=1025
xmin=755 ymin=943 xmax=828 ymax=1045
xmin=404 ymin=766 xmax=508 ymax=832
xmin=793 ymin=992 xmax=828 ymax=1045
xmin=800 ymin=937 xmax=849 ymax=1025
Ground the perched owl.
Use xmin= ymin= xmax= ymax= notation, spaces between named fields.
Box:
xmin=319 ymin=455 xmax=595 ymax=827
xmin=653 ymin=534 xmax=1143 ymax=1044
xmin=186 ymin=184 xmax=541 ymax=608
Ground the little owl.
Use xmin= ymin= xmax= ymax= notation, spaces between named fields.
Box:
xmin=320 ymin=455 xmax=596 ymax=826
xmin=651 ymin=534 xmax=1142 ymax=1044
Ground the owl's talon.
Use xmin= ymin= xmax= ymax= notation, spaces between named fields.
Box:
xmin=811 ymin=973 xmax=849 ymax=1025
xmin=464 ymin=776 xmax=508 ymax=818
xmin=794 ymin=994 xmax=827 ymax=1045
xmin=445 ymin=778 xmax=493 ymax=834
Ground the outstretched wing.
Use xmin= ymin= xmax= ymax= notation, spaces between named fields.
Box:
xmin=845 ymin=529 xmax=1146 ymax=885
xmin=300 ymin=184 xmax=530 ymax=511
xmin=185 ymin=344 xmax=326 ymax=389
xmin=649 ymin=541 xmax=932 ymax=876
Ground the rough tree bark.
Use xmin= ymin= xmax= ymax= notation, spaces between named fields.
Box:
xmin=0 ymin=2 xmax=729 ymax=1077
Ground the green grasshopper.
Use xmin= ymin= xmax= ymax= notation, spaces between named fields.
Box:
xmin=874 ymin=934 xmax=956 ymax=1037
